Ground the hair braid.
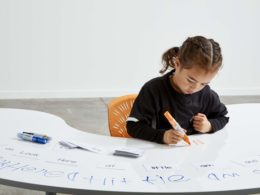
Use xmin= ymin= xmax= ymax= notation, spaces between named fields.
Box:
xmin=160 ymin=36 xmax=223 ymax=74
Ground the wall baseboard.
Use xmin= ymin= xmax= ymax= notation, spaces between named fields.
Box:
xmin=0 ymin=88 xmax=260 ymax=99
xmin=0 ymin=89 xmax=138 ymax=99
xmin=214 ymin=88 xmax=260 ymax=96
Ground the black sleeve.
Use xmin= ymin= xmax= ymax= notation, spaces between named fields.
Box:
xmin=126 ymin=82 xmax=165 ymax=144
xmin=206 ymin=90 xmax=229 ymax=132
xmin=127 ymin=122 xmax=165 ymax=144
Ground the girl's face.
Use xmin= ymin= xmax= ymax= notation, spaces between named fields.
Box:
xmin=172 ymin=58 xmax=218 ymax=95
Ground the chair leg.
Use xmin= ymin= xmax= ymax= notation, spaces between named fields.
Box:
xmin=46 ymin=192 xmax=56 ymax=195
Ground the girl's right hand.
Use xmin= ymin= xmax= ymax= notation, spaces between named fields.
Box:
xmin=163 ymin=129 xmax=183 ymax=145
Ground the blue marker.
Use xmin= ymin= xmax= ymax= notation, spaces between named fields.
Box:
xmin=17 ymin=133 xmax=48 ymax=144
xmin=22 ymin=132 xmax=51 ymax=141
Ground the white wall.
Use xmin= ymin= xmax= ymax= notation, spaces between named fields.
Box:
xmin=0 ymin=0 xmax=259 ymax=99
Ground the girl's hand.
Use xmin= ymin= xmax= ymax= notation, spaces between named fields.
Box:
xmin=163 ymin=129 xmax=184 ymax=145
xmin=193 ymin=113 xmax=212 ymax=133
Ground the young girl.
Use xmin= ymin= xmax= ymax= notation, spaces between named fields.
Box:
xmin=126 ymin=36 xmax=229 ymax=145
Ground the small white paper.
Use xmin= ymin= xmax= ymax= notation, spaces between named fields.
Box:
xmin=231 ymin=155 xmax=260 ymax=167
xmin=59 ymin=140 xmax=105 ymax=154
xmin=59 ymin=141 xmax=79 ymax=149
xmin=74 ymin=142 xmax=105 ymax=154
xmin=193 ymin=161 xmax=233 ymax=171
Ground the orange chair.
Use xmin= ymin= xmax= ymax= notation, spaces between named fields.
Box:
xmin=107 ymin=94 xmax=137 ymax=137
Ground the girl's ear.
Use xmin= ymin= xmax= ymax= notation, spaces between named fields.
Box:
xmin=174 ymin=57 xmax=181 ymax=69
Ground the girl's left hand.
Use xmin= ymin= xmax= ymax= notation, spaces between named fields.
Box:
xmin=193 ymin=113 xmax=212 ymax=133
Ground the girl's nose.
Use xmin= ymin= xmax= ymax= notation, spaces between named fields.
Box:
xmin=190 ymin=83 xmax=198 ymax=89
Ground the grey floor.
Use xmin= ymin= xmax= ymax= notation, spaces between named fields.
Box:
xmin=0 ymin=96 xmax=260 ymax=195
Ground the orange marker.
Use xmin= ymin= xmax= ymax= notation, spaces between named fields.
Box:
xmin=164 ymin=111 xmax=191 ymax=145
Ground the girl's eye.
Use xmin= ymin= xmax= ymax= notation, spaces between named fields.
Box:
xmin=187 ymin=78 xmax=196 ymax=84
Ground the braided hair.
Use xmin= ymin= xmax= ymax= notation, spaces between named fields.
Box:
xmin=160 ymin=36 xmax=223 ymax=74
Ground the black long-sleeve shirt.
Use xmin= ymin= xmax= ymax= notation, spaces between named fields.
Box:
xmin=126 ymin=70 xmax=229 ymax=144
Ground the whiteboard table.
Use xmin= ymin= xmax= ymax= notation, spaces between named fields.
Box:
xmin=0 ymin=104 xmax=260 ymax=195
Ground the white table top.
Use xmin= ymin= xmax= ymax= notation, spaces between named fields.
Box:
xmin=0 ymin=103 xmax=260 ymax=195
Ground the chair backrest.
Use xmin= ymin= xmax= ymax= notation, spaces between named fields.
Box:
xmin=107 ymin=94 xmax=137 ymax=137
